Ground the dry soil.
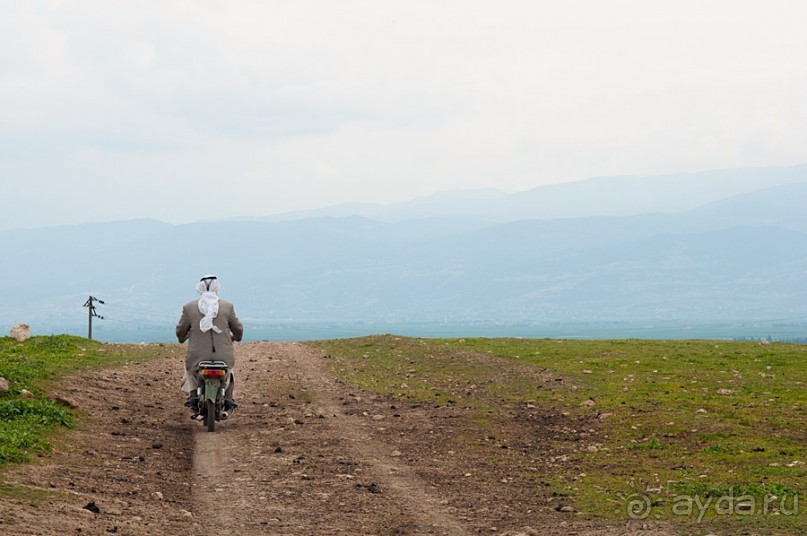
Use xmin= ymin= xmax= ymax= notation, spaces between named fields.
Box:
xmin=0 ymin=342 xmax=671 ymax=535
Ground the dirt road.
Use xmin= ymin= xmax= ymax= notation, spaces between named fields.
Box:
xmin=0 ymin=342 xmax=667 ymax=535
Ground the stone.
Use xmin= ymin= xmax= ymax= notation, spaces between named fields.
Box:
xmin=20 ymin=389 xmax=34 ymax=398
xmin=10 ymin=323 xmax=31 ymax=342
xmin=0 ymin=377 xmax=9 ymax=394
xmin=103 ymin=504 xmax=123 ymax=516
xmin=48 ymin=394 xmax=79 ymax=409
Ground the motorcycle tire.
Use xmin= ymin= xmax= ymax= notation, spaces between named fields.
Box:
xmin=206 ymin=399 xmax=216 ymax=432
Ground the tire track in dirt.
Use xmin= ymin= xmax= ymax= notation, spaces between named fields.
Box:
xmin=191 ymin=341 xmax=470 ymax=535
xmin=0 ymin=341 xmax=669 ymax=535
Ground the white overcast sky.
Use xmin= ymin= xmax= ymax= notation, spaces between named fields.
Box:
xmin=1 ymin=0 xmax=806 ymax=230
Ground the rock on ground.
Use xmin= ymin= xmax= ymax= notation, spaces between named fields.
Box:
xmin=10 ymin=323 xmax=31 ymax=342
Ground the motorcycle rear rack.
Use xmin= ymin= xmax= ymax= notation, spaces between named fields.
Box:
xmin=197 ymin=360 xmax=228 ymax=370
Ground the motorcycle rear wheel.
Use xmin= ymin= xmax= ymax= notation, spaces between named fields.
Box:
xmin=206 ymin=399 xmax=216 ymax=432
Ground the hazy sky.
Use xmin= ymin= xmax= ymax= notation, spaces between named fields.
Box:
xmin=2 ymin=0 xmax=806 ymax=230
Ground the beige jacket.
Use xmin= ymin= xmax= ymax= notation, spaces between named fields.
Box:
xmin=176 ymin=299 xmax=244 ymax=372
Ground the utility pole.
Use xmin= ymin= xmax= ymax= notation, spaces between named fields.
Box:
xmin=83 ymin=296 xmax=105 ymax=339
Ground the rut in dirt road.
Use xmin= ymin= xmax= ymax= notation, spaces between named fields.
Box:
xmin=191 ymin=342 xmax=471 ymax=535
xmin=0 ymin=341 xmax=668 ymax=536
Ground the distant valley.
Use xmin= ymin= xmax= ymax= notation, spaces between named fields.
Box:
xmin=3 ymin=164 xmax=807 ymax=342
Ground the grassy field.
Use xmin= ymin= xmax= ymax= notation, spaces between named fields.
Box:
xmin=315 ymin=335 xmax=806 ymax=534
xmin=0 ymin=335 xmax=171 ymax=468
xmin=2 ymin=334 xmax=805 ymax=533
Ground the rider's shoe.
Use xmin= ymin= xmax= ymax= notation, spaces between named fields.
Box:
xmin=223 ymin=399 xmax=238 ymax=411
xmin=184 ymin=397 xmax=199 ymax=409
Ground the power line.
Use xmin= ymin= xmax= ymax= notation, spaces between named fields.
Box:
xmin=83 ymin=296 xmax=104 ymax=339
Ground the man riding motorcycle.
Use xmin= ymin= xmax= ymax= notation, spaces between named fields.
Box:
xmin=176 ymin=275 xmax=244 ymax=415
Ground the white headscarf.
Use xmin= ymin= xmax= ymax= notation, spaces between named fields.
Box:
xmin=196 ymin=275 xmax=223 ymax=334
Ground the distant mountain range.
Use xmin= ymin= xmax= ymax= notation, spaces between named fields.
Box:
xmin=3 ymin=164 xmax=807 ymax=341
xmin=258 ymin=164 xmax=807 ymax=222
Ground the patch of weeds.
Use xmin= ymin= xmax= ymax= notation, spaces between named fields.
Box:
xmin=0 ymin=399 xmax=73 ymax=427
xmin=311 ymin=336 xmax=807 ymax=532
xmin=0 ymin=483 xmax=62 ymax=504
xmin=281 ymin=385 xmax=316 ymax=405
xmin=0 ymin=422 xmax=51 ymax=464
xmin=703 ymin=444 xmax=731 ymax=454
xmin=628 ymin=437 xmax=663 ymax=450
xmin=313 ymin=335 xmax=497 ymax=409
xmin=0 ymin=335 xmax=178 ymax=470
xmin=669 ymin=481 xmax=797 ymax=497
xmin=0 ymin=400 xmax=73 ymax=460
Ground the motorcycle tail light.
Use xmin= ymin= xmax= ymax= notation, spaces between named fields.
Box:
xmin=201 ymin=369 xmax=226 ymax=378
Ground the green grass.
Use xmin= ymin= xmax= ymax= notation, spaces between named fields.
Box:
xmin=0 ymin=482 xmax=62 ymax=505
xmin=314 ymin=335 xmax=806 ymax=533
xmin=0 ymin=334 xmax=169 ymax=468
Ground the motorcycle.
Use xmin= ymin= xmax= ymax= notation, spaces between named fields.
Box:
xmin=193 ymin=360 xmax=232 ymax=432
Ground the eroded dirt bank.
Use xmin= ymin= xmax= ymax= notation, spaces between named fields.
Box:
xmin=0 ymin=342 xmax=668 ymax=535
